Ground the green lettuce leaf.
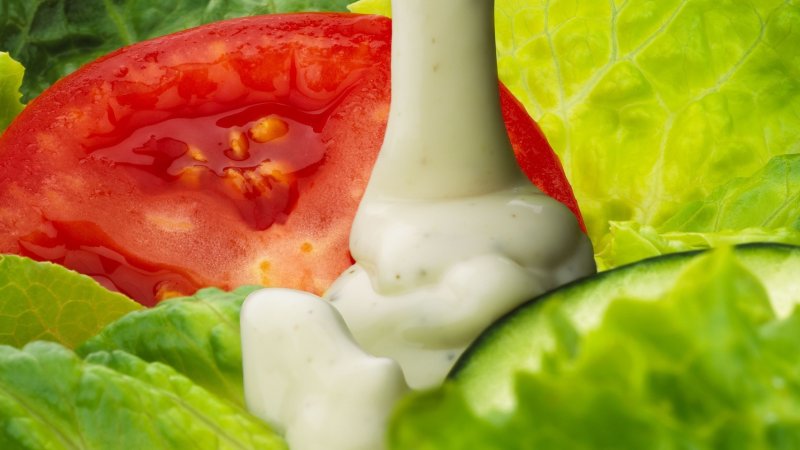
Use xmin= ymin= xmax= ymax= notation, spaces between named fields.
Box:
xmin=0 ymin=0 xmax=353 ymax=101
xmin=78 ymin=286 xmax=259 ymax=409
xmin=390 ymin=248 xmax=800 ymax=449
xmin=350 ymin=0 xmax=800 ymax=265
xmin=599 ymin=154 xmax=800 ymax=267
xmin=0 ymin=255 xmax=141 ymax=349
xmin=0 ymin=52 xmax=24 ymax=132
xmin=598 ymin=223 xmax=800 ymax=269
xmin=0 ymin=341 xmax=286 ymax=449
xmin=348 ymin=0 xmax=391 ymax=16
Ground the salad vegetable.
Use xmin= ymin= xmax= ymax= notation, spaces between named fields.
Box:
xmin=0 ymin=255 xmax=141 ymax=349
xmin=0 ymin=52 xmax=24 ymax=131
xmin=390 ymin=245 xmax=800 ymax=449
xmin=451 ymin=243 xmax=800 ymax=414
xmin=0 ymin=13 xmax=395 ymax=306
xmin=0 ymin=341 xmax=286 ymax=449
xmin=0 ymin=13 xmax=580 ymax=306
xmin=0 ymin=283 xmax=287 ymax=449
xmin=598 ymin=154 xmax=800 ymax=267
xmin=78 ymin=285 xmax=261 ymax=408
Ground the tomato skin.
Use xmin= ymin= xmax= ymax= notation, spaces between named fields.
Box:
xmin=0 ymin=14 xmax=583 ymax=306
xmin=499 ymin=89 xmax=585 ymax=231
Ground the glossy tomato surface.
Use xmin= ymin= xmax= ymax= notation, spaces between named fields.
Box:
xmin=0 ymin=14 xmax=582 ymax=306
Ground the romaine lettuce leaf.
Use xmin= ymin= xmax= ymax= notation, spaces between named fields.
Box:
xmin=390 ymin=248 xmax=800 ymax=449
xmin=0 ymin=0 xmax=353 ymax=101
xmin=348 ymin=0 xmax=391 ymax=16
xmin=0 ymin=52 xmax=24 ymax=132
xmin=349 ymin=0 xmax=800 ymax=266
xmin=599 ymin=154 xmax=800 ymax=267
xmin=598 ymin=223 xmax=800 ymax=269
xmin=78 ymin=286 xmax=258 ymax=409
xmin=0 ymin=255 xmax=141 ymax=349
xmin=0 ymin=341 xmax=286 ymax=449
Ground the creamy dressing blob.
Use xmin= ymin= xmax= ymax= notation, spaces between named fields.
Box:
xmin=329 ymin=189 xmax=593 ymax=388
xmin=242 ymin=0 xmax=596 ymax=447
xmin=241 ymin=289 xmax=408 ymax=450
xmin=328 ymin=0 xmax=595 ymax=389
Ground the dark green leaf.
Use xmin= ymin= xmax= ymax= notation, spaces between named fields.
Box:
xmin=0 ymin=0 xmax=353 ymax=101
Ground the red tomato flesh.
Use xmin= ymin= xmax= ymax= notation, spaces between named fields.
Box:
xmin=0 ymin=14 xmax=583 ymax=306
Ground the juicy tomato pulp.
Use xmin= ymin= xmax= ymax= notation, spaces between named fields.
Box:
xmin=0 ymin=14 xmax=583 ymax=306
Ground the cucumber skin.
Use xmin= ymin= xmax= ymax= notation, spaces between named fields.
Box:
xmin=449 ymin=243 xmax=800 ymax=414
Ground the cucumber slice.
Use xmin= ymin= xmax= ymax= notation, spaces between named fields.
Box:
xmin=449 ymin=243 xmax=800 ymax=415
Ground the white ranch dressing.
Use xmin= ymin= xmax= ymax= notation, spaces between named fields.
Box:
xmin=242 ymin=0 xmax=595 ymax=448
xmin=328 ymin=0 xmax=595 ymax=389
xmin=330 ymin=189 xmax=593 ymax=388
xmin=241 ymin=289 xmax=408 ymax=450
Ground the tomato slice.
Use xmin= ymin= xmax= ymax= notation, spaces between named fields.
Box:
xmin=0 ymin=14 xmax=582 ymax=306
